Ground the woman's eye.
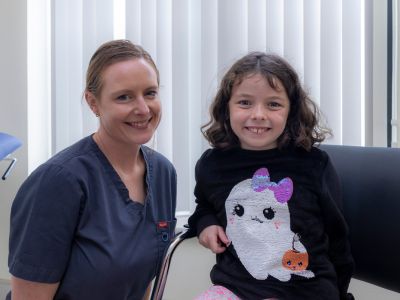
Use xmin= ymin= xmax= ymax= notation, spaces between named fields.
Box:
xmin=116 ymin=94 xmax=131 ymax=101
xmin=146 ymin=90 xmax=158 ymax=98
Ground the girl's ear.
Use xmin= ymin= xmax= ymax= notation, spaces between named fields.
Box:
xmin=85 ymin=91 xmax=99 ymax=116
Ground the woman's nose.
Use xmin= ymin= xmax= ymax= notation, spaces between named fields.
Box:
xmin=134 ymin=97 xmax=150 ymax=114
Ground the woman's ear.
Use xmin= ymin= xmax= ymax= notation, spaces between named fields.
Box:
xmin=85 ymin=91 xmax=99 ymax=116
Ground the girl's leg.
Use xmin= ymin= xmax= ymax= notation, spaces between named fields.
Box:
xmin=194 ymin=285 xmax=241 ymax=300
xmin=194 ymin=285 xmax=279 ymax=300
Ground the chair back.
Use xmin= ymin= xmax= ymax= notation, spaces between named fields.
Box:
xmin=321 ymin=144 xmax=400 ymax=293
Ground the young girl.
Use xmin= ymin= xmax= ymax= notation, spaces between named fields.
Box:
xmin=188 ymin=52 xmax=354 ymax=300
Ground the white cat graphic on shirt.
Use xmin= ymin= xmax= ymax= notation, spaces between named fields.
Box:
xmin=225 ymin=167 xmax=314 ymax=281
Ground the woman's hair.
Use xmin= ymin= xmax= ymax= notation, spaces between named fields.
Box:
xmin=202 ymin=52 xmax=331 ymax=151
xmin=85 ymin=39 xmax=159 ymax=97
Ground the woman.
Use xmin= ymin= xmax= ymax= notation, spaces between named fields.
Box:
xmin=7 ymin=40 xmax=177 ymax=300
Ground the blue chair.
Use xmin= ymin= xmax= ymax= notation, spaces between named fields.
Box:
xmin=0 ymin=132 xmax=22 ymax=180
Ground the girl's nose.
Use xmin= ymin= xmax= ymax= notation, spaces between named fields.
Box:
xmin=134 ymin=97 xmax=150 ymax=114
xmin=251 ymin=104 xmax=266 ymax=120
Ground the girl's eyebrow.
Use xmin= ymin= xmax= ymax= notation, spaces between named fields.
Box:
xmin=233 ymin=93 xmax=286 ymax=101
xmin=233 ymin=93 xmax=254 ymax=98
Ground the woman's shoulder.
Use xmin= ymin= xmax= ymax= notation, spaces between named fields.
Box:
xmin=48 ymin=135 xmax=97 ymax=165
xmin=18 ymin=143 xmax=90 ymax=200
xmin=141 ymin=145 xmax=176 ymax=174
xmin=31 ymin=136 xmax=98 ymax=181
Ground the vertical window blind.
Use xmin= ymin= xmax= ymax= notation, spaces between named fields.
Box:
xmin=29 ymin=0 xmax=389 ymax=216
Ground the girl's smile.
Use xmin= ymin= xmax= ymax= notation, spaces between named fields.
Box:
xmin=246 ymin=126 xmax=271 ymax=134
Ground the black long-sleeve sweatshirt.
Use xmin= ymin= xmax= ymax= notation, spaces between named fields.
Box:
xmin=188 ymin=146 xmax=354 ymax=300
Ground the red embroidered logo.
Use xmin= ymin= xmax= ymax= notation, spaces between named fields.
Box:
xmin=157 ymin=221 xmax=168 ymax=229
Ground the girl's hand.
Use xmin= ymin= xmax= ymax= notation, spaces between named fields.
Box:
xmin=199 ymin=225 xmax=230 ymax=254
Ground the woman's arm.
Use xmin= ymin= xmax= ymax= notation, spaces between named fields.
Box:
xmin=8 ymin=164 xmax=83 ymax=298
xmin=11 ymin=276 xmax=59 ymax=300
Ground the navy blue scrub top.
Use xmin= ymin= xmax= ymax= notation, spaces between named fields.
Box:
xmin=8 ymin=135 xmax=177 ymax=300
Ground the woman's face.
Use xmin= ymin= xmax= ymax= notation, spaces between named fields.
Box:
xmin=88 ymin=58 xmax=161 ymax=146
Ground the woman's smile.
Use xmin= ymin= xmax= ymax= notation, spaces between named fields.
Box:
xmin=124 ymin=119 xmax=152 ymax=129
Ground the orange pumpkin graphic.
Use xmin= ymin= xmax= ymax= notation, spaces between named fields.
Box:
xmin=282 ymin=233 xmax=309 ymax=271
xmin=282 ymin=249 xmax=309 ymax=271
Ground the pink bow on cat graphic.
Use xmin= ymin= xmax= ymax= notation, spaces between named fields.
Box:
xmin=251 ymin=168 xmax=293 ymax=203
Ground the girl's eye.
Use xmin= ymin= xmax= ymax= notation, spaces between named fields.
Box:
xmin=238 ymin=100 xmax=251 ymax=106
xmin=268 ymin=101 xmax=282 ymax=109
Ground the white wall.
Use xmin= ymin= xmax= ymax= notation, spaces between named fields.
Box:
xmin=0 ymin=0 xmax=28 ymax=280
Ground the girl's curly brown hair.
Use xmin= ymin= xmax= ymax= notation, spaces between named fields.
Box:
xmin=202 ymin=52 xmax=331 ymax=151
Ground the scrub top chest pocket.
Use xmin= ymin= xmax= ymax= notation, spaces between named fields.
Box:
xmin=157 ymin=220 xmax=176 ymax=243
xmin=156 ymin=219 xmax=176 ymax=270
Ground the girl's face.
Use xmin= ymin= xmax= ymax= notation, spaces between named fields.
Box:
xmin=228 ymin=73 xmax=290 ymax=151
xmin=87 ymin=58 xmax=161 ymax=147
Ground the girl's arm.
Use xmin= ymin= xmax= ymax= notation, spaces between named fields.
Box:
xmin=11 ymin=276 xmax=59 ymax=300
xmin=199 ymin=224 xmax=230 ymax=253
xmin=187 ymin=151 xmax=221 ymax=237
